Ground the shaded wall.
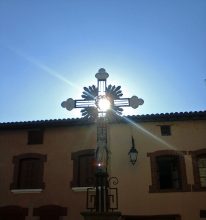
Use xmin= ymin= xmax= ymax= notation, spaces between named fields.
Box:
xmin=0 ymin=118 xmax=205 ymax=220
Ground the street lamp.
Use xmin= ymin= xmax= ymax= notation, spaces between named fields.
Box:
xmin=128 ymin=136 xmax=138 ymax=165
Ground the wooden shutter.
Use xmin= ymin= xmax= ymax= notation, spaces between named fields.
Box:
xmin=78 ymin=154 xmax=95 ymax=187
xmin=33 ymin=205 xmax=67 ymax=220
xmin=0 ymin=206 xmax=28 ymax=220
xmin=198 ymin=156 xmax=206 ymax=187
xmin=18 ymin=158 xmax=42 ymax=189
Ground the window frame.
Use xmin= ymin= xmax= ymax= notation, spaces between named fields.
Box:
xmin=200 ymin=210 xmax=206 ymax=218
xmin=160 ymin=125 xmax=171 ymax=136
xmin=189 ymin=148 xmax=206 ymax=191
xmin=0 ymin=206 xmax=28 ymax=220
xmin=71 ymin=149 xmax=95 ymax=188
xmin=28 ymin=129 xmax=44 ymax=145
xmin=33 ymin=205 xmax=67 ymax=220
xmin=147 ymin=150 xmax=190 ymax=193
xmin=156 ymin=155 xmax=182 ymax=190
xmin=10 ymin=153 xmax=47 ymax=191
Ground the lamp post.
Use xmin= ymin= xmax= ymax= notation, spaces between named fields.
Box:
xmin=61 ymin=68 xmax=144 ymax=213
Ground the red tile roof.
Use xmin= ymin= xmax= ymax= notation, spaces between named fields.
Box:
xmin=0 ymin=111 xmax=205 ymax=130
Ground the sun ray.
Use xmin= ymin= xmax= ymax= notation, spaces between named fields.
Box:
xmin=5 ymin=45 xmax=80 ymax=90
xmin=111 ymin=109 xmax=185 ymax=155
xmin=122 ymin=116 xmax=178 ymax=150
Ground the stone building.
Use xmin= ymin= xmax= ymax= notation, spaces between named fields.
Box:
xmin=0 ymin=111 xmax=206 ymax=220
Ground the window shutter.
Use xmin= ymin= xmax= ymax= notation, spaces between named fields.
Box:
xmin=33 ymin=205 xmax=67 ymax=220
xmin=18 ymin=158 xmax=42 ymax=189
xmin=71 ymin=149 xmax=95 ymax=187
xmin=198 ymin=157 xmax=206 ymax=187
xmin=79 ymin=154 xmax=95 ymax=187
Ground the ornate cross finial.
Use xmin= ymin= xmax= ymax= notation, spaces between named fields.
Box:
xmin=61 ymin=68 xmax=144 ymax=119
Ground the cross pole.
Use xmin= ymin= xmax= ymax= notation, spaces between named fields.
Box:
xmin=61 ymin=68 xmax=144 ymax=212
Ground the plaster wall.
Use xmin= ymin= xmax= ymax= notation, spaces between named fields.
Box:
xmin=0 ymin=119 xmax=205 ymax=220
xmin=0 ymin=124 xmax=96 ymax=220
xmin=109 ymin=120 xmax=206 ymax=220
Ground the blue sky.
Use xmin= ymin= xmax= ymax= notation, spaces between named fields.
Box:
xmin=0 ymin=0 xmax=205 ymax=122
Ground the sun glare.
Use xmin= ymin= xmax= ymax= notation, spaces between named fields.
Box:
xmin=98 ymin=96 xmax=111 ymax=112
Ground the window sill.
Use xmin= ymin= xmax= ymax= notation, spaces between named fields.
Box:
xmin=192 ymin=185 xmax=206 ymax=191
xmin=11 ymin=189 xmax=43 ymax=193
xmin=72 ymin=187 xmax=95 ymax=192
xmin=149 ymin=189 xmax=186 ymax=193
xmin=149 ymin=185 xmax=191 ymax=193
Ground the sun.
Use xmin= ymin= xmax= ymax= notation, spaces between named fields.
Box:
xmin=96 ymin=96 xmax=111 ymax=112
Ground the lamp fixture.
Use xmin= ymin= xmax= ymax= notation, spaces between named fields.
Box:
xmin=128 ymin=136 xmax=138 ymax=165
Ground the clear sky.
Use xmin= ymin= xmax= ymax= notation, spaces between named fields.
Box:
xmin=0 ymin=0 xmax=206 ymax=122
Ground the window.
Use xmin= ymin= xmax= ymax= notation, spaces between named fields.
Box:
xmin=11 ymin=153 xmax=47 ymax=190
xmin=198 ymin=157 xmax=206 ymax=187
xmin=156 ymin=156 xmax=181 ymax=190
xmin=28 ymin=129 xmax=44 ymax=145
xmin=33 ymin=205 xmax=67 ymax=220
xmin=190 ymin=148 xmax=206 ymax=191
xmin=200 ymin=210 xmax=206 ymax=218
xmin=71 ymin=149 xmax=95 ymax=188
xmin=0 ymin=206 xmax=28 ymax=220
xmin=147 ymin=150 xmax=190 ymax=193
xmin=160 ymin=125 xmax=171 ymax=136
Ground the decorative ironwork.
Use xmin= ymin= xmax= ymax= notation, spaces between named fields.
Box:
xmin=80 ymin=84 xmax=124 ymax=119
xmin=96 ymin=117 xmax=109 ymax=171
xmin=80 ymin=86 xmax=98 ymax=119
xmin=61 ymin=68 xmax=144 ymax=121
xmin=82 ymin=85 xmax=98 ymax=100
xmin=61 ymin=68 xmax=144 ymax=213
xmin=86 ymin=173 xmax=119 ymax=212
xmin=108 ymin=177 xmax=119 ymax=211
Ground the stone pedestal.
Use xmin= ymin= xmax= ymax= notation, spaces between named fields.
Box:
xmin=81 ymin=212 xmax=122 ymax=220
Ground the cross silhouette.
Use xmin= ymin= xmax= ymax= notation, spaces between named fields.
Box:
xmin=61 ymin=68 xmax=144 ymax=171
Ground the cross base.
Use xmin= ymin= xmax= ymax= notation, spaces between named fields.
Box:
xmin=81 ymin=211 xmax=122 ymax=220
xmin=86 ymin=170 xmax=119 ymax=213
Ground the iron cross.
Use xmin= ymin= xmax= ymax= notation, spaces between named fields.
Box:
xmin=61 ymin=68 xmax=144 ymax=171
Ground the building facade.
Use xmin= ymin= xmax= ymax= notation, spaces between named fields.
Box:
xmin=0 ymin=111 xmax=206 ymax=220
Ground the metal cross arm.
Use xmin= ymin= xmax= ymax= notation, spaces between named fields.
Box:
xmin=61 ymin=98 xmax=96 ymax=110
xmin=113 ymin=96 xmax=144 ymax=109
xmin=61 ymin=96 xmax=143 ymax=112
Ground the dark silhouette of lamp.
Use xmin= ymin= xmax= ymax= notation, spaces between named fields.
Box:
xmin=128 ymin=136 xmax=138 ymax=165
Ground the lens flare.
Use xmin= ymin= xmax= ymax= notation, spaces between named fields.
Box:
xmin=97 ymin=96 xmax=111 ymax=111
